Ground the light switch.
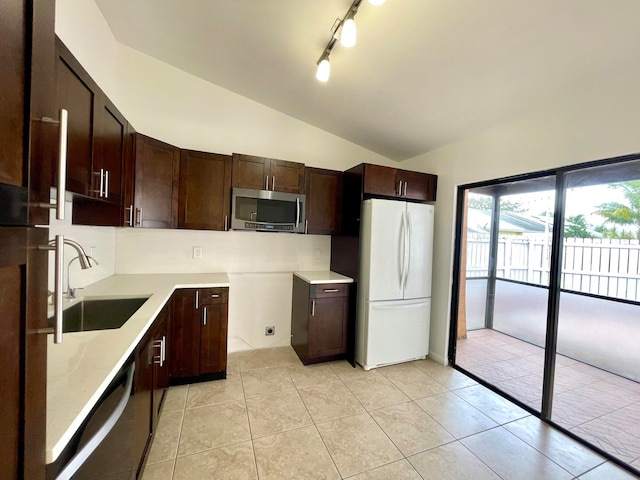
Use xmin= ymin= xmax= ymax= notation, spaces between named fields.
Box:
xmin=192 ymin=246 xmax=203 ymax=260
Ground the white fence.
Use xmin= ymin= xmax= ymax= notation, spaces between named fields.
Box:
xmin=466 ymin=234 xmax=640 ymax=302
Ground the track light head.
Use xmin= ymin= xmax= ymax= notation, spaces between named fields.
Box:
xmin=316 ymin=55 xmax=331 ymax=82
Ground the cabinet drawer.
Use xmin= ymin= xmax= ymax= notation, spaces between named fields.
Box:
xmin=311 ymin=283 xmax=349 ymax=298
xmin=200 ymin=287 xmax=228 ymax=305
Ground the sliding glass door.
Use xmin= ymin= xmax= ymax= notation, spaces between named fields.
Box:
xmin=455 ymin=175 xmax=556 ymax=412
xmin=451 ymin=155 xmax=640 ymax=472
xmin=551 ymin=161 xmax=640 ymax=465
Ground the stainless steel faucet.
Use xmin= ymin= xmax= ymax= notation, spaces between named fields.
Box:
xmin=47 ymin=238 xmax=96 ymax=298
xmin=66 ymin=255 xmax=99 ymax=298
xmin=50 ymin=238 xmax=93 ymax=268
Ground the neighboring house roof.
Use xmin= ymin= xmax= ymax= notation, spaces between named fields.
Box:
xmin=467 ymin=208 xmax=548 ymax=234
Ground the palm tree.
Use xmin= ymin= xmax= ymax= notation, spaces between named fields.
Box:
xmin=594 ymin=180 xmax=640 ymax=239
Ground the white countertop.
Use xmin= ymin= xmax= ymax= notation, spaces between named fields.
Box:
xmin=46 ymin=273 xmax=229 ymax=464
xmin=293 ymin=271 xmax=354 ymax=284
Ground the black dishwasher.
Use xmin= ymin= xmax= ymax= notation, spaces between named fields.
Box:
xmin=47 ymin=360 xmax=138 ymax=480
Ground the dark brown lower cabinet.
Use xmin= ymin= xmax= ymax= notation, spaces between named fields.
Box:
xmin=134 ymin=301 xmax=170 ymax=479
xmin=170 ymin=288 xmax=228 ymax=384
xmin=291 ymin=276 xmax=349 ymax=365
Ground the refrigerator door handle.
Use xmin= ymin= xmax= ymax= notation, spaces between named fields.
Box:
xmin=399 ymin=211 xmax=406 ymax=290
xmin=405 ymin=211 xmax=412 ymax=290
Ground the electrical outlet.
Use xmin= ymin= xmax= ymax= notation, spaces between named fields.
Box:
xmin=265 ymin=326 xmax=275 ymax=336
xmin=192 ymin=246 xmax=203 ymax=260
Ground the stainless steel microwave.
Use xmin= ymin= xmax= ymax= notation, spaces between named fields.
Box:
xmin=231 ymin=188 xmax=306 ymax=232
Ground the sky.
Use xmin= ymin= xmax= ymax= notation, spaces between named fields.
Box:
xmin=472 ymin=184 xmax=628 ymax=229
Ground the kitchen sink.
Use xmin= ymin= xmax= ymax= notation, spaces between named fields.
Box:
xmin=49 ymin=297 xmax=149 ymax=333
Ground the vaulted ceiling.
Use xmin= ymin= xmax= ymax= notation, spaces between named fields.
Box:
xmin=95 ymin=0 xmax=640 ymax=161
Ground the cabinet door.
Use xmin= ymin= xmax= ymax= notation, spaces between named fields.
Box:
xmin=93 ymin=93 xmax=126 ymax=202
xmin=397 ymin=169 xmax=437 ymax=202
xmin=308 ymin=297 xmax=348 ymax=358
xmin=179 ymin=150 xmax=232 ymax=230
xmin=0 ymin=229 xmax=48 ymax=480
xmin=132 ymin=328 xmax=154 ymax=478
xmin=134 ymin=134 xmax=180 ymax=228
xmin=152 ymin=303 xmax=170 ymax=428
xmin=199 ymin=303 xmax=228 ymax=375
xmin=55 ymin=40 xmax=93 ymax=196
xmin=270 ymin=159 xmax=305 ymax=194
xmin=363 ymin=164 xmax=399 ymax=198
xmin=232 ymin=153 xmax=269 ymax=190
xmin=305 ymin=167 xmax=342 ymax=235
xmin=170 ymin=289 xmax=200 ymax=379
xmin=122 ymin=124 xmax=136 ymax=226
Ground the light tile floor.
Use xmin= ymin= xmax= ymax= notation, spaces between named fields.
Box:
xmin=142 ymin=346 xmax=639 ymax=479
xmin=457 ymin=329 xmax=640 ymax=469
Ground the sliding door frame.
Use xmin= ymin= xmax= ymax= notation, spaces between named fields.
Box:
xmin=448 ymin=152 xmax=640 ymax=475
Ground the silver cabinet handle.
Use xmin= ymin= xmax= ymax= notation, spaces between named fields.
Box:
xmin=93 ymin=168 xmax=105 ymax=197
xmin=203 ymin=306 xmax=207 ymax=326
xmin=311 ymin=299 xmax=315 ymax=317
xmin=153 ymin=340 xmax=163 ymax=367
xmin=125 ymin=205 xmax=133 ymax=226
xmin=403 ymin=181 xmax=408 ymax=197
xmin=272 ymin=176 xmax=275 ymax=191
xmin=296 ymin=197 xmax=300 ymax=228
xmin=265 ymin=175 xmax=269 ymax=190
xmin=398 ymin=180 xmax=402 ymax=196
xmin=210 ymin=294 xmax=219 ymax=298
xmin=39 ymin=234 xmax=64 ymax=344
xmin=55 ymin=109 xmax=68 ymax=219
xmin=195 ymin=290 xmax=200 ymax=309
xmin=38 ymin=109 xmax=68 ymax=219
xmin=224 ymin=214 xmax=228 ymax=231
xmin=56 ymin=109 xmax=68 ymax=219
xmin=104 ymin=170 xmax=109 ymax=199
xmin=305 ymin=219 xmax=308 ymax=234
xmin=323 ymin=288 xmax=339 ymax=293
xmin=162 ymin=335 xmax=166 ymax=363
xmin=135 ymin=208 xmax=142 ymax=226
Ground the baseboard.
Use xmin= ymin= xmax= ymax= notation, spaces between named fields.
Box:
xmin=428 ymin=350 xmax=447 ymax=366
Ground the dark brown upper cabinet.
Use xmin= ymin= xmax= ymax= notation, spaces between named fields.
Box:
xmin=132 ymin=134 xmax=180 ymax=229
xmin=55 ymin=37 xmax=129 ymax=226
xmin=232 ymin=153 xmax=304 ymax=194
xmin=179 ymin=150 xmax=232 ymax=231
xmin=55 ymin=40 xmax=93 ymax=197
xmin=304 ymin=167 xmax=342 ymax=235
xmin=93 ymin=93 xmax=126 ymax=201
xmin=361 ymin=163 xmax=437 ymax=202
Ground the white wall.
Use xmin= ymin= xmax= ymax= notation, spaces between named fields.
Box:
xmin=115 ymin=228 xmax=330 ymax=352
xmin=401 ymin=70 xmax=640 ymax=364
xmin=55 ymin=0 xmax=119 ymax=101
xmin=114 ymin=45 xmax=394 ymax=171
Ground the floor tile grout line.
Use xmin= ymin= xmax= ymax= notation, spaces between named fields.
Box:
xmin=456 ymin=437 xmax=510 ymax=480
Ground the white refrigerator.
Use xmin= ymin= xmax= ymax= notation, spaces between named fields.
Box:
xmin=356 ymin=198 xmax=434 ymax=370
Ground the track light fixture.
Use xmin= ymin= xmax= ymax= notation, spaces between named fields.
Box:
xmin=315 ymin=0 xmax=385 ymax=82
